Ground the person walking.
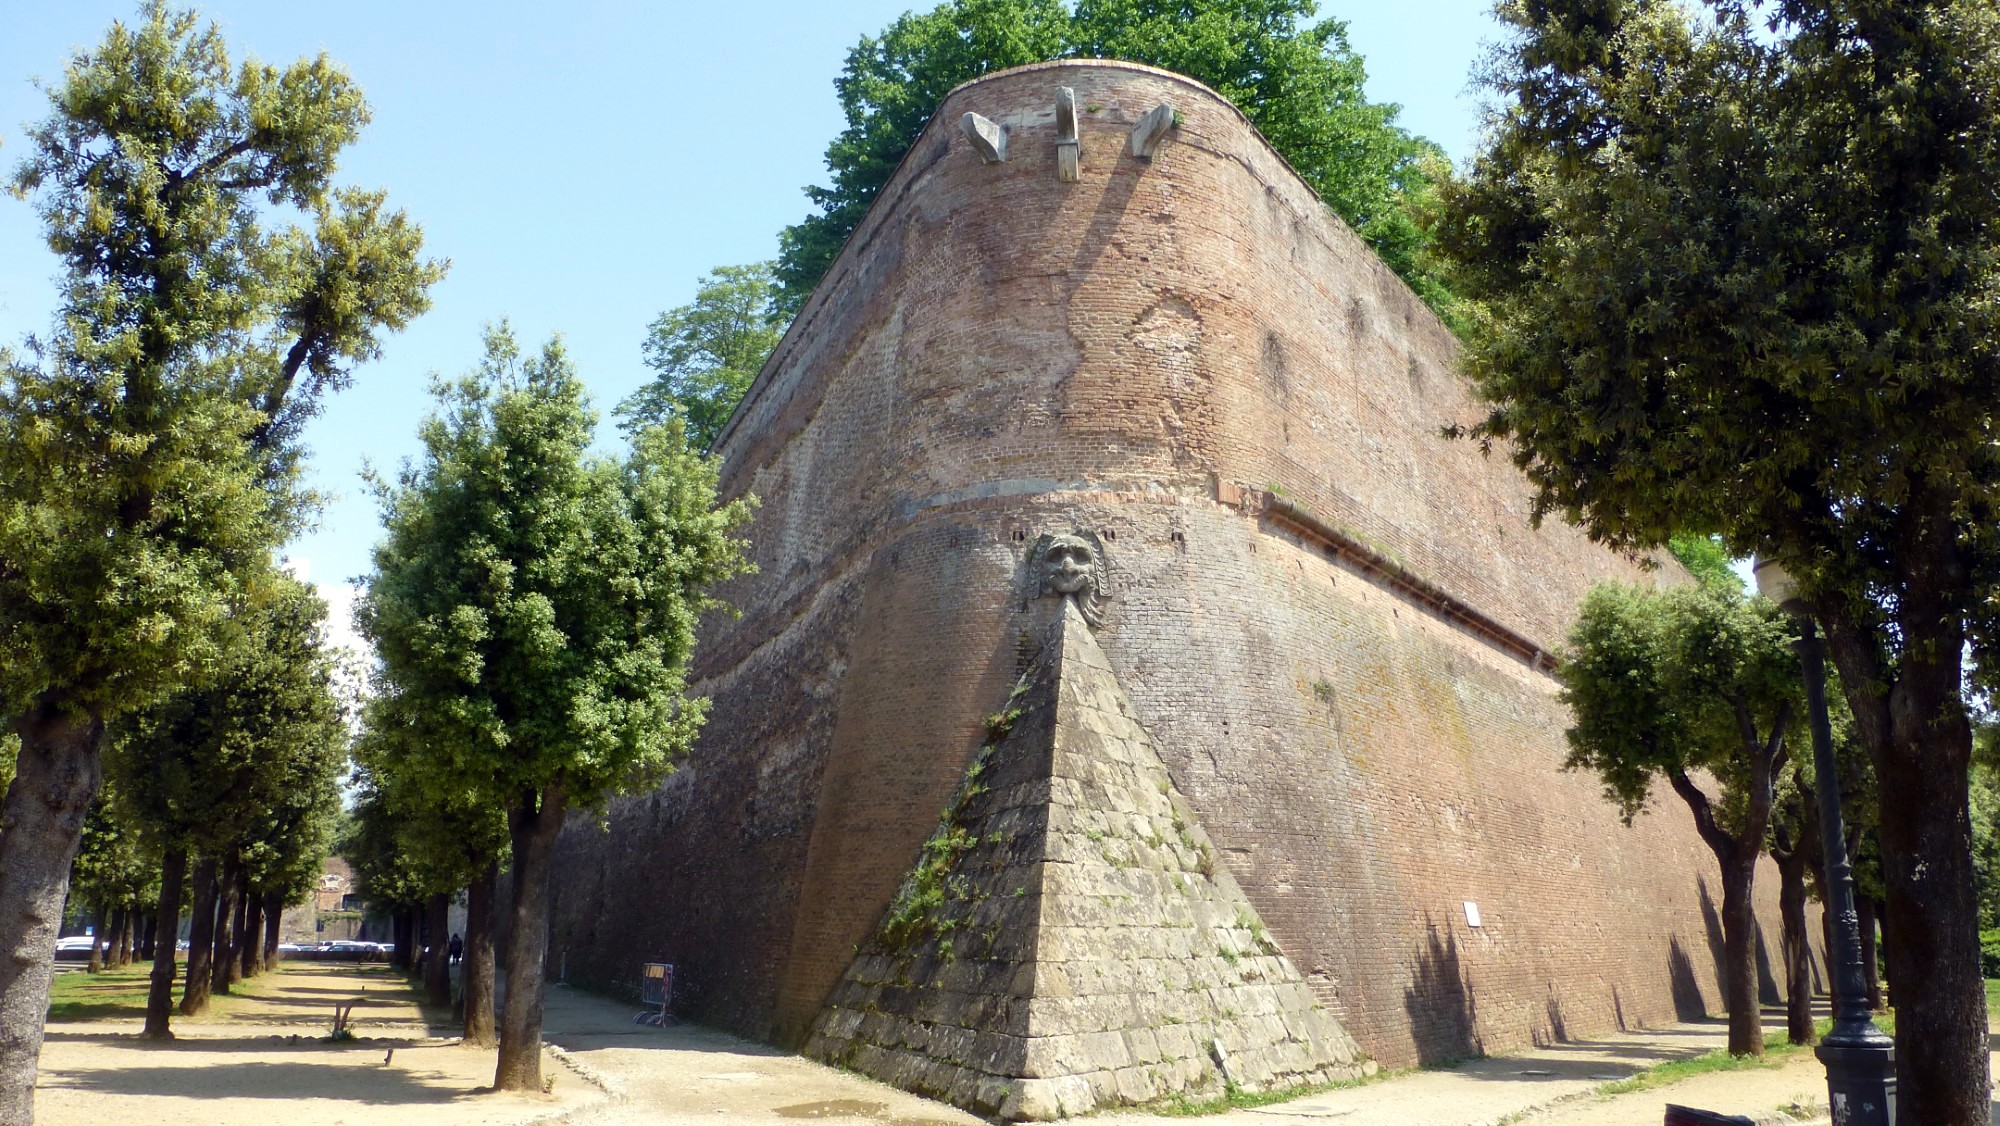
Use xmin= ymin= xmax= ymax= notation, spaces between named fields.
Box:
xmin=447 ymin=932 xmax=463 ymax=966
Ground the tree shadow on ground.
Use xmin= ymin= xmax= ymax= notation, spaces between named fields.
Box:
xmin=1402 ymin=916 xmax=1481 ymax=1065
xmin=41 ymin=1031 xmax=428 ymax=1054
xmin=38 ymin=1059 xmax=472 ymax=1104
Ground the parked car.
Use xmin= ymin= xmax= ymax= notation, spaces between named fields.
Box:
xmin=53 ymin=936 xmax=96 ymax=963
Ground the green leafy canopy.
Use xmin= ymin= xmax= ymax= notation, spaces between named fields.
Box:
xmin=359 ymin=324 xmax=757 ymax=816
xmin=0 ymin=0 xmax=444 ymax=721
xmin=1560 ymin=581 xmax=1801 ymax=827
xmin=1430 ymin=0 xmax=2000 ymax=666
xmin=616 ymin=262 xmax=784 ymax=450
xmin=109 ymin=576 xmax=348 ymax=891
xmin=774 ymin=0 xmax=1455 ymax=322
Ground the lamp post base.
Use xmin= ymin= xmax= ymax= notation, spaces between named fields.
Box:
xmin=1816 ymin=1036 xmax=1895 ymax=1126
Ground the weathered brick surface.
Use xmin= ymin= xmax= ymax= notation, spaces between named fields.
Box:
xmin=548 ymin=60 xmax=1823 ymax=1074
xmin=805 ymin=599 xmax=1366 ymax=1118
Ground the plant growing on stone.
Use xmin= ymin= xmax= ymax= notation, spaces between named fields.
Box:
xmin=1432 ymin=0 xmax=2000 ymax=1110
xmin=358 ymin=324 xmax=753 ymax=1091
xmin=1559 ymin=580 xmax=1801 ymax=1057
xmin=0 ymin=5 xmax=439 ymax=1114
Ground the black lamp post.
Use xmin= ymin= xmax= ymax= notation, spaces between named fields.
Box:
xmin=1753 ymin=558 xmax=1895 ymax=1126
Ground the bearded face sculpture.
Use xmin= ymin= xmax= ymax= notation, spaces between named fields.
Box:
xmin=1033 ymin=531 xmax=1109 ymax=628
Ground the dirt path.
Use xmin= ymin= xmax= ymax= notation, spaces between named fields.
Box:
xmin=35 ymin=963 xmax=604 ymax=1126
xmin=38 ymin=969 xmax=1964 ymax=1126
xmin=536 ymin=984 xmax=1861 ymax=1126
xmin=538 ymin=983 xmax=981 ymax=1126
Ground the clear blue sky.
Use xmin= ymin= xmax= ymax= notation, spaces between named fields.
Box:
xmin=0 ymin=0 xmax=1503 ymax=633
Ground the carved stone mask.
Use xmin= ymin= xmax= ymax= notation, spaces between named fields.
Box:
xmin=1033 ymin=531 xmax=1108 ymax=627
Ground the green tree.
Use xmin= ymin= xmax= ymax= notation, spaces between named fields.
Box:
xmin=0 ymin=5 xmax=439 ymax=1110
xmin=359 ymin=326 xmax=754 ymax=1090
xmin=111 ymin=575 xmax=349 ymax=1036
xmin=1560 ymin=581 xmax=1801 ymax=1056
xmin=1432 ymin=0 xmax=2000 ymax=1111
xmin=617 ymin=262 xmax=784 ymax=450
xmin=335 ymin=781 xmax=429 ymax=964
xmin=351 ymin=699 xmax=510 ymax=1038
xmin=774 ymin=0 xmax=1450 ymax=320
xmin=66 ymin=785 xmax=159 ymax=972
xmin=1972 ymin=722 xmax=2000 ymax=930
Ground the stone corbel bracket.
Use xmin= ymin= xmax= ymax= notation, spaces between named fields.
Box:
xmin=1055 ymin=87 xmax=1080 ymax=182
xmin=962 ymin=112 xmax=1007 ymax=163
xmin=1130 ymin=102 xmax=1177 ymax=159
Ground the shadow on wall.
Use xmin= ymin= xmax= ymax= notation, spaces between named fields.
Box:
xmin=1403 ymin=916 xmax=1482 ymax=1065
xmin=1532 ymin=986 xmax=1570 ymax=1048
xmin=1696 ymin=877 xmax=1732 ymax=1005
xmin=1755 ymin=926 xmax=1781 ymax=1007
xmin=1667 ymin=935 xmax=1711 ymax=1021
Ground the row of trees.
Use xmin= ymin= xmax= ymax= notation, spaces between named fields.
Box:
xmin=113 ymin=577 xmax=349 ymax=1036
xmin=0 ymin=3 xmax=440 ymax=1119
xmin=342 ymin=327 xmax=755 ymax=1087
xmin=1434 ymin=0 xmax=2000 ymax=1117
xmin=1560 ymin=545 xmax=1885 ymax=1057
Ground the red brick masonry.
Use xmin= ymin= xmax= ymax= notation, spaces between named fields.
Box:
xmin=548 ymin=60 xmax=1820 ymax=1074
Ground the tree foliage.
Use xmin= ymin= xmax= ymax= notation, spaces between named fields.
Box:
xmin=67 ymin=784 xmax=160 ymax=927
xmin=362 ymin=325 xmax=757 ymax=811
xmin=774 ymin=0 xmax=1451 ymax=319
xmin=112 ymin=577 xmax=348 ymax=874
xmin=0 ymin=8 xmax=437 ymax=1108
xmin=617 ymin=263 xmax=784 ymax=450
xmin=359 ymin=324 xmax=755 ymax=1089
xmin=1433 ymin=1 xmax=2000 ymax=1108
xmin=0 ymin=1 xmax=444 ymax=720
xmin=1560 ymin=579 xmax=1800 ymax=1055
xmin=1563 ymin=583 xmax=1800 ymax=826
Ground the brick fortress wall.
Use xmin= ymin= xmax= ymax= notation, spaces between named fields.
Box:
xmin=547 ymin=60 xmax=1821 ymax=1070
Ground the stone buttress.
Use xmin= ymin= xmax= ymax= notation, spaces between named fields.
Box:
xmin=804 ymin=572 xmax=1368 ymax=1119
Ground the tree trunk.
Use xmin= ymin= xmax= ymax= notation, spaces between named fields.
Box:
xmin=85 ymin=903 xmax=106 ymax=973
xmin=262 ymin=891 xmax=283 ymax=970
xmin=1869 ymin=896 xmax=1889 ymax=1010
xmin=464 ymin=860 xmax=498 ymax=1048
xmin=1855 ymin=895 xmax=1882 ymax=1010
xmin=392 ymin=907 xmax=414 ymax=971
xmin=211 ymin=857 xmax=240 ymax=995
xmin=1875 ymin=741 xmax=1984 ymax=1122
xmin=0 ymin=700 xmax=105 ymax=1125
xmin=138 ymin=909 xmax=156 ymax=961
xmin=1826 ymin=566 xmax=1989 ymax=1122
xmin=240 ymin=890 xmax=262 ymax=978
xmin=1774 ymin=847 xmax=1815 ymax=1046
xmin=179 ymin=856 xmax=218 ymax=1016
xmin=1717 ymin=855 xmax=1764 ymax=1057
xmin=424 ymin=892 xmax=450 ymax=1009
xmin=145 ymin=847 xmax=188 ymax=1039
xmin=112 ymin=907 xmax=131 ymax=967
xmin=496 ymin=785 xmax=568 ymax=1092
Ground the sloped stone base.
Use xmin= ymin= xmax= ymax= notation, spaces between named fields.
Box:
xmin=804 ymin=599 xmax=1368 ymax=1118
